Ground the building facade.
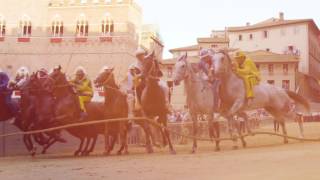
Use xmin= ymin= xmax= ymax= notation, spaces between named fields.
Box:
xmin=0 ymin=0 xmax=162 ymax=82
xmin=227 ymin=12 xmax=320 ymax=78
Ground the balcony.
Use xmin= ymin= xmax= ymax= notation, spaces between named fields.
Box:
xmin=17 ymin=37 xmax=30 ymax=43
xmin=99 ymin=36 xmax=112 ymax=42
xmin=50 ymin=37 xmax=63 ymax=43
xmin=75 ymin=37 xmax=87 ymax=43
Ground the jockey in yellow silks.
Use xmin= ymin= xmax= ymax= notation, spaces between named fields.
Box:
xmin=71 ymin=67 xmax=93 ymax=114
xmin=233 ymin=51 xmax=261 ymax=102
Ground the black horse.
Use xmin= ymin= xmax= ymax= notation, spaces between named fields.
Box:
xmin=140 ymin=52 xmax=176 ymax=154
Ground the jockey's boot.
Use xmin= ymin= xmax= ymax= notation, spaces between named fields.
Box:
xmin=246 ymin=98 xmax=254 ymax=107
xmin=79 ymin=111 xmax=89 ymax=121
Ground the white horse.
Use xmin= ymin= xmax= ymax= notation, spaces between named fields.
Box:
xmin=212 ymin=50 xmax=310 ymax=145
xmin=173 ymin=53 xmax=250 ymax=152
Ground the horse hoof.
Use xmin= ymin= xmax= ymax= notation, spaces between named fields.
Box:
xmin=41 ymin=150 xmax=46 ymax=154
xmin=215 ymin=147 xmax=221 ymax=152
xmin=232 ymin=146 xmax=238 ymax=150
xmin=170 ymin=150 xmax=176 ymax=155
xmin=284 ymin=140 xmax=289 ymax=144
xmin=103 ymin=151 xmax=111 ymax=156
xmin=117 ymin=151 xmax=122 ymax=156
xmin=124 ymin=151 xmax=129 ymax=155
xmin=74 ymin=151 xmax=80 ymax=156
xmin=146 ymin=148 xmax=154 ymax=154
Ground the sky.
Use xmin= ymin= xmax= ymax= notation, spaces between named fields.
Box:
xmin=135 ymin=0 xmax=320 ymax=58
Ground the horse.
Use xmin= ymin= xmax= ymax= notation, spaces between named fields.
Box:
xmin=212 ymin=50 xmax=310 ymax=146
xmin=12 ymin=73 xmax=52 ymax=156
xmin=173 ymin=53 xmax=251 ymax=152
xmin=38 ymin=68 xmax=106 ymax=156
xmin=140 ymin=52 xmax=176 ymax=154
xmin=94 ymin=68 xmax=130 ymax=155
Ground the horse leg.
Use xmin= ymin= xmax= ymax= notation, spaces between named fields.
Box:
xmin=239 ymin=112 xmax=252 ymax=134
xmin=23 ymin=135 xmax=33 ymax=152
xmin=81 ymin=137 xmax=91 ymax=156
xmin=86 ymin=135 xmax=98 ymax=156
xmin=211 ymin=113 xmax=221 ymax=151
xmin=74 ymin=137 xmax=85 ymax=156
xmin=142 ymin=121 xmax=154 ymax=153
xmin=234 ymin=119 xmax=247 ymax=148
xmin=280 ymin=121 xmax=289 ymax=144
xmin=41 ymin=137 xmax=58 ymax=154
xmin=213 ymin=121 xmax=221 ymax=151
xmin=227 ymin=116 xmax=238 ymax=150
xmin=298 ymin=116 xmax=305 ymax=138
xmin=117 ymin=125 xmax=129 ymax=155
xmin=191 ymin=114 xmax=198 ymax=154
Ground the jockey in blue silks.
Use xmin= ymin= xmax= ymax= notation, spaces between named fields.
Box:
xmin=0 ymin=70 xmax=19 ymax=115
xmin=198 ymin=48 xmax=221 ymax=111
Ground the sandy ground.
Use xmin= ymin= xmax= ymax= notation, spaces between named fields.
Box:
xmin=1 ymin=122 xmax=320 ymax=180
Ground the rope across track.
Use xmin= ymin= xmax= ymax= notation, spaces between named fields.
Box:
xmin=1 ymin=117 xmax=320 ymax=143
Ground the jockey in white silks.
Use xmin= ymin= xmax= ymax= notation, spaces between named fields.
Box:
xmin=198 ymin=48 xmax=221 ymax=111
xmin=127 ymin=48 xmax=170 ymax=111
xmin=14 ymin=66 xmax=30 ymax=86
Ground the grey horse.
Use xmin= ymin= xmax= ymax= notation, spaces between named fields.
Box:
xmin=173 ymin=53 xmax=251 ymax=152
xmin=212 ymin=50 xmax=310 ymax=146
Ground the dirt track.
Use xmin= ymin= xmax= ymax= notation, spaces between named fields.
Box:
xmin=1 ymin=122 xmax=320 ymax=180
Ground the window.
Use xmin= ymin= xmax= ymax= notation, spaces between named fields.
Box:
xmin=263 ymin=30 xmax=268 ymax=38
xmin=19 ymin=15 xmax=32 ymax=37
xmin=266 ymin=48 xmax=270 ymax=52
xmin=283 ymin=64 xmax=289 ymax=75
xmin=0 ymin=16 xmax=5 ymax=37
xmin=51 ymin=15 xmax=63 ymax=37
xmin=268 ymin=64 xmax=274 ymax=75
xmin=76 ymin=14 xmax=89 ymax=37
xmin=282 ymin=80 xmax=290 ymax=90
xmin=211 ymin=44 xmax=218 ymax=48
xmin=238 ymin=34 xmax=242 ymax=41
xmin=101 ymin=14 xmax=114 ymax=35
xmin=267 ymin=80 xmax=275 ymax=85
xmin=249 ymin=34 xmax=253 ymax=40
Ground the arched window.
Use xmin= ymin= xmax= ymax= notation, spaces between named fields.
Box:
xmin=76 ymin=14 xmax=89 ymax=37
xmin=19 ymin=15 xmax=31 ymax=37
xmin=51 ymin=15 xmax=63 ymax=37
xmin=0 ymin=16 xmax=5 ymax=37
xmin=101 ymin=13 xmax=114 ymax=36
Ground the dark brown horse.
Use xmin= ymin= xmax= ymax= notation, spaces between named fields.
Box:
xmin=140 ymin=52 xmax=176 ymax=154
xmin=40 ymin=68 xmax=105 ymax=156
xmin=94 ymin=68 xmax=130 ymax=155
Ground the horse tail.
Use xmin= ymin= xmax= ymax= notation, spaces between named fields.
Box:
xmin=286 ymin=90 xmax=310 ymax=113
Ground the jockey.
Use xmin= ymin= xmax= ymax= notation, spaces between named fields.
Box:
xmin=15 ymin=67 xmax=29 ymax=82
xmin=71 ymin=66 xmax=93 ymax=117
xmin=127 ymin=48 xmax=146 ymax=104
xmin=198 ymin=48 xmax=221 ymax=110
xmin=232 ymin=51 xmax=261 ymax=105
xmin=0 ymin=70 xmax=19 ymax=115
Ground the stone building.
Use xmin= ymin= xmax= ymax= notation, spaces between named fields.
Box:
xmin=227 ymin=12 xmax=320 ymax=78
xmin=0 ymin=0 xmax=162 ymax=82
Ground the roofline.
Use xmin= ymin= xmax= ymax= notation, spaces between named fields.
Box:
xmin=227 ymin=19 xmax=316 ymax=32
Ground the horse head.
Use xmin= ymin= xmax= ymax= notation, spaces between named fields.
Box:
xmin=142 ymin=51 xmax=163 ymax=80
xmin=94 ymin=67 xmax=116 ymax=88
xmin=173 ymin=53 xmax=188 ymax=86
xmin=212 ymin=49 xmax=233 ymax=78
